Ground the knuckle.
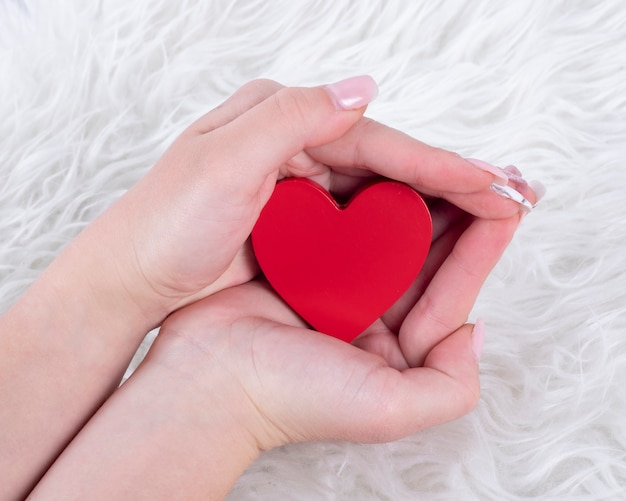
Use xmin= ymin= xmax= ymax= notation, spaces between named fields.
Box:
xmin=456 ymin=377 xmax=481 ymax=415
xmin=351 ymin=118 xmax=379 ymax=167
xmin=272 ymin=87 xmax=313 ymax=131
xmin=240 ymin=78 xmax=283 ymax=95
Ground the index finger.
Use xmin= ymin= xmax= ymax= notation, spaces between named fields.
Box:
xmin=306 ymin=118 xmax=525 ymax=219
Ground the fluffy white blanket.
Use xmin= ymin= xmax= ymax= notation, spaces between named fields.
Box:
xmin=2 ymin=0 xmax=625 ymax=499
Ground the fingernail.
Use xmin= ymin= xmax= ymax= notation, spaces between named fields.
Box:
xmin=490 ymin=183 xmax=533 ymax=212
xmin=528 ymin=179 xmax=547 ymax=204
xmin=503 ymin=165 xmax=527 ymax=186
xmin=503 ymin=164 xmax=522 ymax=177
xmin=465 ymin=158 xmax=509 ymax=186
xmin=472 ymin=318 xmax=485 ymax=361
xmin=324 ymin=75 xmax=379 ymax=110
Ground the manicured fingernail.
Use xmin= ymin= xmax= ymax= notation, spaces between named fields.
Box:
xmin=465 ymin=158 xmax=509 ymax=186
xmin=324 ymin=75 xmax=379 ymax=110
xmin=528 ymin=179 xmax=547 ymax=204
xmin=490 ymin=183 xmax=533 ymax=212
xmin=503 ymin=165 xmax=527 ymax=186
xmin=472 ymin=318 xmax=485 ymax=361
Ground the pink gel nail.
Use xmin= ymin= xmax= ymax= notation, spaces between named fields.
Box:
xmin=503 ymin=165 xmax=527 ymax=186
xmin=324 ymin=75 xmax=379 ymax=110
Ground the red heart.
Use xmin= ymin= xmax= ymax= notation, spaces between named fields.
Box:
xmin=251 ymin=178 xmax=432 ymax=343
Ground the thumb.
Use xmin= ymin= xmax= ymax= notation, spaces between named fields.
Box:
xmin=369 ymin=322 xmax=483 ymax=442
xmin=203 ymin=76 xmax=378 ymax=196
xmin=271 ymin=322 xmax=483 ymax=446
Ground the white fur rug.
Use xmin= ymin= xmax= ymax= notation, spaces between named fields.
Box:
xmin=2 ymin=1 xmax=626 ymax=499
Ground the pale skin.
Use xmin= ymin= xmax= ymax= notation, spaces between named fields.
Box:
xmin=0 ymin=76 xmax=540 ymax=500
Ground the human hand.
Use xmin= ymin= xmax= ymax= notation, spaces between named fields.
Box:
xmin=88 ymin=76 xmax=526 ymax=328
xmin=149 ymin=180 xmax=539 ymax=450
xmin=23 ymin=169 xmax=541 ymax=500
xmin=3 ymin=76 xmax=540 ymax=499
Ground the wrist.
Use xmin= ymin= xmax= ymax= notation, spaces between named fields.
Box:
xmin=146 ymin=323 xmax=273 ymax=455
xmin=28 ymin=331 xmax=261 ymax=500
xmin=48 ymin=204 xmax=176 ymax=336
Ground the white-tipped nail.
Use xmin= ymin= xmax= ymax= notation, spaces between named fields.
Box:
xmin=490 ymin=183 xmax=533 ymax=212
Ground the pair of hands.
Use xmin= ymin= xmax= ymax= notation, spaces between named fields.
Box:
xmin=109 ymin=76 xmax=537 ymax=451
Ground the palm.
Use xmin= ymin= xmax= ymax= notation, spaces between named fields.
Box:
xmin=158 ymin=195 xmax=521 ymax=446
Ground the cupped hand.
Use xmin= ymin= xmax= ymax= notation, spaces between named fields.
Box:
xmin=148 ymin=184 xmax=537 ymax=450
xmin=94 ymin=76 xmax=524 ymax=325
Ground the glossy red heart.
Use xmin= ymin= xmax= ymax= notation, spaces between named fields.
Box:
xmin=251 ymin=178 xmax=432 ymax=343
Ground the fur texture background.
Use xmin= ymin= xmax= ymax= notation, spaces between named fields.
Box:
xmin=2 ymin=0 xmax=626 ymax=499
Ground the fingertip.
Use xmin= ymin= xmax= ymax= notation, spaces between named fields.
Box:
xmin=268 ymin=82 xmax=371 ymax=150
xmin=422 ymin=323 xmax=481 ymax=406
xmin=528 ymin=179 xmax=547 ymax=204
